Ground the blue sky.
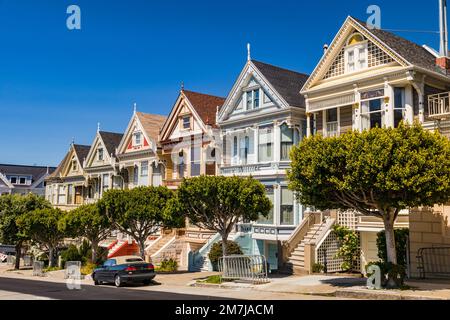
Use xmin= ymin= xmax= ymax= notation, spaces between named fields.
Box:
xmin=0 ymin=0 xmax=441 ymax=166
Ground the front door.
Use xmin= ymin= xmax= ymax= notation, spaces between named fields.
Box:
xmin=75 ymin=186 xmax=83 ymax=204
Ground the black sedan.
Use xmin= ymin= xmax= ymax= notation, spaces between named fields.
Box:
xmin=92 ymin=256 xmax=156 ymax=287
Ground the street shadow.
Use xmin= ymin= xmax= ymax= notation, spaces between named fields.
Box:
xmin=0 ymin=277 xmax=235 ymax=300
xmin=319 ymin=277 xmax=366 ymax=288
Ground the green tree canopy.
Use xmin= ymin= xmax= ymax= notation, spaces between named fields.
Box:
xmin=167 ymin=175 xmax=271 ymax=257
xmin=0 ymin=194 xmax=51 ymax=269
xmin=17 ymin=207 xmax=66 ymax=267
xmin=59 ymin=203 xmax=112 ymax=263
xmin=101 ymin=186 xmax=182 ymax=259
xmin=288 ymin=122 xmax=450 ymax=287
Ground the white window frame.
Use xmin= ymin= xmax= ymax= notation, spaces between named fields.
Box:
xmin=133 ymin=132 xmax=142 ymax=147
xmin=181 ymin=115 xmax=191 ymax=130
xmin=344 ymin=34 xmax=368 ymax=74
xmin=97 ymin=148 xmax=104 ymax=161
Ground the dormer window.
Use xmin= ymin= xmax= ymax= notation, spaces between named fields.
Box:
xmin=19 ymin=177 xmax=26 ymax=185
xmin=98 ymin=148 xmax=104 ymax=161
xmin=182 ymin=116 xmax=191 ymax=130
xmin=345 ymin=33 xmax=368 ymax=73
xmin=245 ymin=89 xmax=260 ymax=110
xmin=9 ymin=176 xmax=17 ymax=184
xmin=133 ymin=132 xmax=142 ymax=146
xmin=72 ymin=159 xmax=78 ymax=171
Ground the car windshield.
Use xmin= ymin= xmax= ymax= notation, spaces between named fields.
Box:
xmin=126 ymin=258 xmax=143 ymax=262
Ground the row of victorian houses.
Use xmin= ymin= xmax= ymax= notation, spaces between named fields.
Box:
xmin=45 ymin=17 xmax=450 ymax=278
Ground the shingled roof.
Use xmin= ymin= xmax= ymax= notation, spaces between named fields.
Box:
xmin=251 ymin=60 xmax=309 ymax=108
xmin=351 ymin=17 xmax=448 ymax=77
xmin=99 ymin=131 xmax=123 ymax=156
xmin=183 ymin=90 xmax=226 ymax=127
xmin=73 ymin=144 xmax=91 ymax=164
xmin=136 ymin=112 xmax=167 ymax=141
xmin=0 ymin=164 xmax=56 ymax=184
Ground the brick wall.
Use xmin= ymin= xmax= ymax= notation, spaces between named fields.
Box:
xmin=409 ymin=205 xmax=450 ymax=278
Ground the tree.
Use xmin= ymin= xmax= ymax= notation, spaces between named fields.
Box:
xmin=288 ymin=122 xmax=450 ymax=287
xmin=17 ymin=207 xmax=66 ymax=267
xmin=101 ymin=186 xmax=182 ymax=259
xmin=59 ymin=203 xmax=112 ymax=263
xmin=0 ymin=194 xmax=51 ymax=269
xmin=167 ymin=176 xmax=271 ymax=258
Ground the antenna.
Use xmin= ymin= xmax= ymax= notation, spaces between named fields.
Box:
xmin=247 ymin=43 xmax=251 ymax=61
xmin=439 ymin=0 xmax=449 ymax=56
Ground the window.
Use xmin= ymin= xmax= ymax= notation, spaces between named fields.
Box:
xmin=98 ymin=148 xmax=104 ymax=161
xmin=19 ymin=177 xmax=26 ymax=185
xmin=360 ymin=89 xmax=385 ymax=131
xmin=182 ymin=116 xmax=191 ymax=129
xmin=258 ymin=126 xmax=273 ymax=162
xmin=280 ymin=124 xmax=294 ymax=161
xmin=178 ymin=151 xmax=185 ymax=179
xmin=72 ymin=160 xmax=77 ymax=171
xmin=190 ymin=146 xmax=201 ymax=177
xmin=394 ymin=87 xmax=405 ymax=128
xmin=258 ymin=186 xmax=274 ymax=224
xmin=133 ymin=132 xmax=142 ymax=146
xmin=345 ymin=33 xmax=367 ymax=73
xmin=233 ymin=137 xmax=238 ymax=157
xmin=246 ymin=89 xmax=260 ymax=110
xmin=9 ymin=176 xmax=17 ymax=184
xmin=67 ymin=184 xmax=73 ymax=204
xmin=102 ymin=174 xmax=110 ymax=192
xmin=326 ymin=108 xmax=338 ymax=137
xmin=141 ymin=161 xmax=148 ymax=177
xmin=280 ymin=187 xmax=294 ymax=225
xmin=240 ymin=136 xmax=250 ymax=165
xmin=133 ymin=165 xmax=139 ymax=184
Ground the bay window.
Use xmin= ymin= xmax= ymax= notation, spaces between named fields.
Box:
xmin=360 ymin=89 xmax=385 ymax=130
xmin=102 ymin=174 xmax=110 ymax=192
xmin=67 ymin=184 xmax=74 ymax=204
xmin=394 ymin=87 xmax=406 ymax=128
xmin=258 ymin=186 xmax=274 ymax=224
xmin=240 ymin=136 xmax=250 ymax=165
xmin=258 ymin=126 xmax=273 ymax=162
xmin=141 ymin=161 xmax=148 ymax=177
xmin=280 ymin=124 xmax=294 ymax=161
xmin=190 ymin=145 xmax=201 ymax=176
xmin=280 ymin=187 xmax=294 ymax=225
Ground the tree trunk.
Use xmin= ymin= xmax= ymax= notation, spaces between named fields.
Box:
xmin=48 ymin=247 xmax=55 ymax=268
xmin=221 ymin=234 xmax=228 ymax=274
xmin=14 ymin=242 xmax=22 ymax=270
xmin=91 ymin=240 xmax=99 ymax=264
xmin=383 ymin=212 xmax=398 ymax=288
xmin=139 ymin=241 xmax=146 ymax=260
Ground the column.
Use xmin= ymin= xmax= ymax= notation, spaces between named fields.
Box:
xmin=322 ymin=110 xmax=327 ymax=137
xmin=405 ymin=85 xmax=414 ymax=124
xmin=385 ymin=81 xmax=395 ymax=128
xmin=306 ymin=113 xmax=311 ymax=138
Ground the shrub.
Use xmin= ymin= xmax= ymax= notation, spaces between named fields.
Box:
xmin=60 ymin=245 xmax=85 ymax=268
xmin=376 ymin=228 xmax=409 ymax=268
xmin=157 ymin=258 xmax=178 ymax=272
xmin=333 ymin=225 xmax=359 ymax=272
xmin=312 ymin=263 xmax=324 ymax=273
xmin=81 ymin=262 xmax=97 ymax=276
xmin=208 ymin=241 xmax=243 ymax=271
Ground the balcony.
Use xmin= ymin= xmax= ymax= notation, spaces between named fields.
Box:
xmin=220 ymin=162 xmax=290 ymax=176
xmin=428 ymin=92 xmax=450 ymax=119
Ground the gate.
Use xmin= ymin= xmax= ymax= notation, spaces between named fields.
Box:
xmin=417 ymin=247 xmax=450 ymax=279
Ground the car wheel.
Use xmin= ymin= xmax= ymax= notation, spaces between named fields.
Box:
xmin=114 ymin=275 xmax=123 ymax=287
xmin=93 ymin=274 xmax=100 ymax=285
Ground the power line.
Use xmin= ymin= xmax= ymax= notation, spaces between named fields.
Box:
xmin=381 ymin=28 xmax=440 ymax=34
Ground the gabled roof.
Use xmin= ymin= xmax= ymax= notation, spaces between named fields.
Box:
xmin=251 ymin=60 xmax=309 ymax=108
xmin=351 ymin=17 xmax=445 ymax=76
xmin=73 ymin=144 xmax=91 ymax=164
xmin=98 ymin=131 xmax=123 ymax=156
xmin=0 ymin=164 xmax=56 ymax=183
xmin=136 ymin=112 xmax=167 ymax=141
xmin=182 ymin=90 xmax=226 ymax=127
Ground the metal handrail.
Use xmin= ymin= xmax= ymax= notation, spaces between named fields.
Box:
xmin=417 ymin=246 xmax=450 ymax=279
xmin=428 ymin=92 xmax=450 ymax=118
xmin=219 ymin=255 xmax=269 ymax=284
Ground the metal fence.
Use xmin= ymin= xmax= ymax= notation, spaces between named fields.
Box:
xmin=23 ymin=255 xmax=33 ymax=267
xmin=218 ymin=255 xmax=269 ymax=284
xmin=33 ymin=261 xmax=44 ymax=277
xmin=417 ymin=247 xmax=450 ymax=279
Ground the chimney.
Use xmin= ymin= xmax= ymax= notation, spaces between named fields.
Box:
xmin=323 ymin=44 xmax=329 ymax=55
xmin=437 ymin=0 xmax=450 ymax=72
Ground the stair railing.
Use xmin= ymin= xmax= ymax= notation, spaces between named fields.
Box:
xmin=282 ymin=211 xmax=321 ymax=261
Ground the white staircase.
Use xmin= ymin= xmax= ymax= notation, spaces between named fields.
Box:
xmin=286 ymin=222 xmax=330 ymax=272
xmin=146 ymin=234 xmax=176 ymax=257
xmin=108 ymin=240 xmax=126 ymax=258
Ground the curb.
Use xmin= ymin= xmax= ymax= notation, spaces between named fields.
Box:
xmin=189 ymin=281 xmax=255 ymax=290
xmin=335 ymin=288 xmax=448 ymax=300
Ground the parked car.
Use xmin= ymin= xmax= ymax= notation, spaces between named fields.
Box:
xmin=92 ymin=255 xmax=155 ymax=287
